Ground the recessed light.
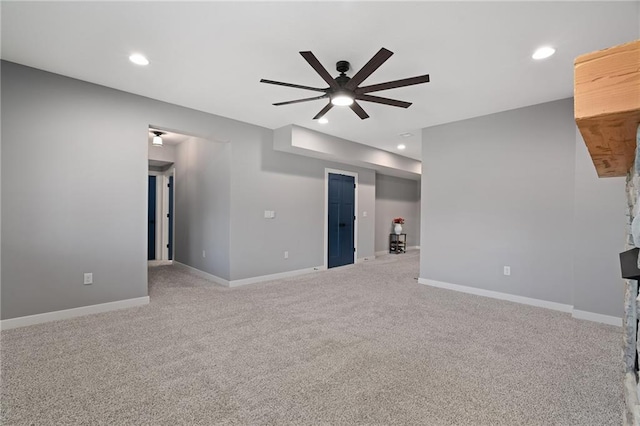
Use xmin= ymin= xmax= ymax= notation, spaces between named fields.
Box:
xmin=397 ymin=144 xmax=406 ymax=150
xmin=318 ymin=117 xmax=329 ymax=124
xmin=532 ymin=46 xmax=555 ymax=60
xmin=399 ymin=132 xmax=413 ymax=138
xmin=129 ymin=53 xmax=149 ymax=66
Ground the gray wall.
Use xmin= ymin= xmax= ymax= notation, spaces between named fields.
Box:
xmin=175 ymin=137 xmax=231 ymax=280
xmin=148 ymin=140 xmax=176 ymax=163
xmin=375 ymin=174 xmax=421 ymax=253
xmin=572 ymin=129 xmax=625 ymax=316
xmin=229 ymin=131 xmax=376 ymax=280
xmin=420 ymin=98 xmax=625 ymax=317
xmin=422 ymin=99 xmax=576 ymax=305
xmin=2 ymin=62 xmax=149 ymax=318
xmin=1 ymin=61 xmax=382 ymax=318
xmin=1 ymin=61 xmax=270 ymax=319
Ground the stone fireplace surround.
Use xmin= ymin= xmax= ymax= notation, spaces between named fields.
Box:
xmin=624 ymin=127 xmax=640 ymax=424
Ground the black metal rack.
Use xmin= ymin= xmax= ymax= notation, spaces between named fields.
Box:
xmin=389 ymin=233 xmax=407 ymax=254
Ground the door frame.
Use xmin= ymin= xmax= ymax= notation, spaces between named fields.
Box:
xmin=324 ymin=168 xmax=358 ymax=269
xmin=148 ymin=168 xmax=175 ymax=261
xmin=148 ymin=175 xmax=158 ymax=260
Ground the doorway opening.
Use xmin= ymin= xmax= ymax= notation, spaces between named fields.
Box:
xmin=148 ymin=162 xmax=174 ymax=262
xmin=147 ymin=126 xmax=189 ymax=265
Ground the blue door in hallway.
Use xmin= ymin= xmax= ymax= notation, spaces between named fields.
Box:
xmin=148 ymin=176 xmax=156 ymax=260
xmin=328 ymin=173 xmax=355 ymax=268
xmin=168 ymin=176 xmax=174 ymax=260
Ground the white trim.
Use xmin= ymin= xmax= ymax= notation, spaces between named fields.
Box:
xmin=160 ymin=174 xmax=169 ymax=260
xmin=418 ymin=278 xmax=622 ymax=326
xmin=165 ymin=167 xmax=175 ymax=261
xmin=173 ymin=261 xmax=324 ymax=288
xmin=229 ymin=266 xmax=323 ymax=287
xmin=148 ymin=168 xmax=175 ymax=261
xmin=419 ymin=278 xmax=573 ymax=312
xmin=324 ymin=168 xmax=358 ymax=269
xmin=572 ymin=309 xmax=622 ymax=327
xmin=156 ymin=175 xmax=163 ymax=259
xmin=0 ymin=296 xmax=150 ymax=330
xmin=173 ymin=261 xmax=230 ymax=287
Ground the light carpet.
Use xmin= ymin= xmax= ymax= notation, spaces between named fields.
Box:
xmin=1 ymin=251 xmax=622 ymax=425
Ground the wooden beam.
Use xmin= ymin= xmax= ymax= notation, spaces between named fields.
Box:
xmin=574 ymin=40 xmax=640 ymax=177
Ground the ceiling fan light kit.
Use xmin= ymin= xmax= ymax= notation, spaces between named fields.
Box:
xmin=261 ymin=47 xmax=430 ymax=120
xmin=331 ymin=91 xmax=354 ymax=106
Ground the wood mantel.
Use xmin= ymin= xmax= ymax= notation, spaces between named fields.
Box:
xmin=574 ymin=40 xmax=640 ymax=177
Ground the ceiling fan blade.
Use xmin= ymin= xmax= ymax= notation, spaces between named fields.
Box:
xmin=345 ymin=48 xmax=393 ymax=91
xmin=300 ymin=51 xmax=340 ymax=89
xmin=260 ymin=79 xmax=327 ymax=93
xmin=273 ymin=94 xmax=329 ymax=106
xmin=350 ymin=101 xmax=370 ymax=119
xmin=356 ymin=74 xmax=430 ymax=94
xmin=313 ymin=103 xmax=334 ymax=120
xmin=356 ymin=94 xmax=412 ymax=108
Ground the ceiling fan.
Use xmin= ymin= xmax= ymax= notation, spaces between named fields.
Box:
xmin=260 ymin=47 xmax=430 ymax=120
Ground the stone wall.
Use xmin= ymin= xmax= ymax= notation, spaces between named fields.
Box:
xmin=624 ymin=126 xmax=640 ymax=425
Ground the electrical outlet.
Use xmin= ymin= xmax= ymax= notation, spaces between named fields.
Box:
xmin=83 ymin=273 xmax=93 ymax=285
xmin=284 ymin=251 xmax=289 ymax=259
xmin=363 ymin=211 xmax=368 ymax=217
xmin=202 ymin=250 xmax=206 ymax=258
xmin=503 ymin=266 xmax=511 ymax=276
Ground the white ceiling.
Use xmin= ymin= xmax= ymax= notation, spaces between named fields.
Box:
xmin=2 ymin=1 xmax=638 ymax=160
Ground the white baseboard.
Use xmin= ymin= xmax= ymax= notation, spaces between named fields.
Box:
xmin=229 ymin=266 xmax=324 ymax=287
xmin=173 ymin=261 xmax=324 ymax=288
xmin=0 ymin=296 xmax=150 ymax=330
xmin=419 ymin=278 xmax=573 ymax=313
xmin=572 ymin=309 xmax=622 ymax=327
xmin=172 ymin=261 xmax=230 ymax=287
xmin=418 ymin=278 xmax=622 ymax=326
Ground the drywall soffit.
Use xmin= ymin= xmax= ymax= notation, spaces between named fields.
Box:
xmin=273 ymin=125 xmax=421 ymax=180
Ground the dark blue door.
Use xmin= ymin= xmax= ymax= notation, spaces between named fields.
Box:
xmin=168 ymin=176 xmax=174 ymax=260
xmin=148 ymin=176 xmax=156 ymax=260
xmin=328 ymin=173 xmax=355 ymax=268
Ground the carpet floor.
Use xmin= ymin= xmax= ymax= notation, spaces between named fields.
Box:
xmin=1 ymin=251 xmax=622 ymax=425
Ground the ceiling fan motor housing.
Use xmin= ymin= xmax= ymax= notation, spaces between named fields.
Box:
xmin=335 ymin=74 xmax=350 ymax=87
xmin=336 ymin=60 xmax=350 ymax=74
